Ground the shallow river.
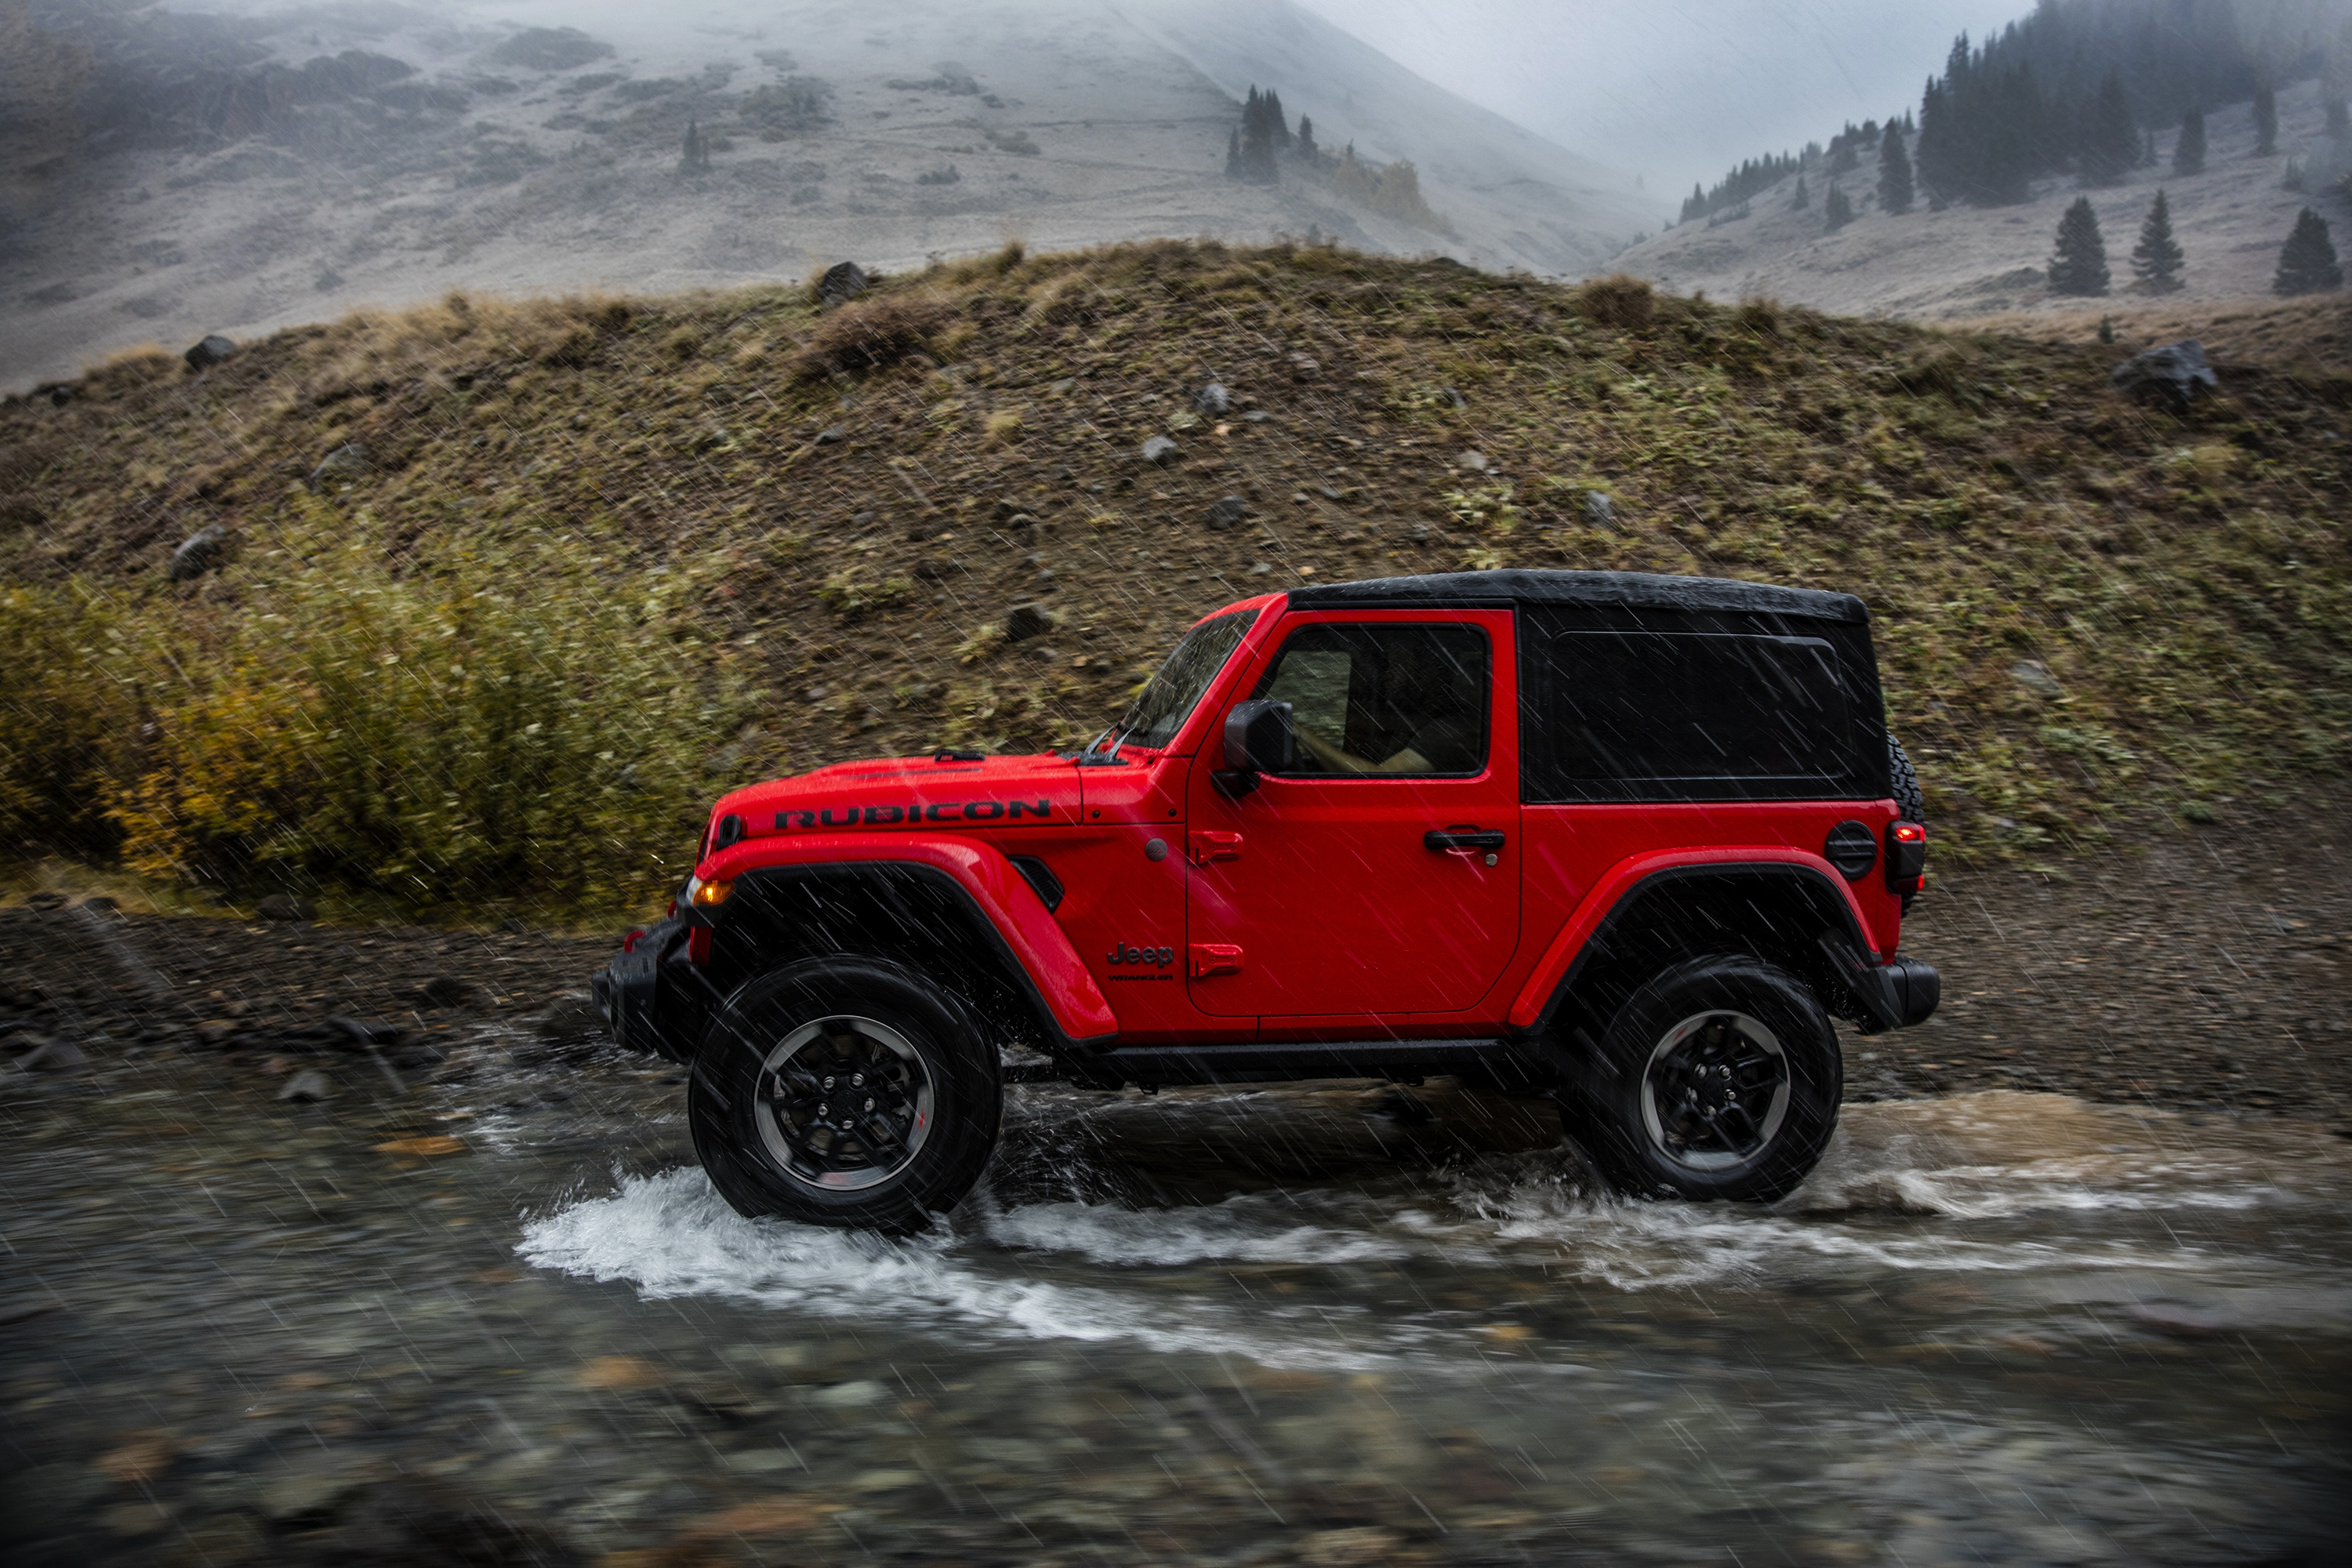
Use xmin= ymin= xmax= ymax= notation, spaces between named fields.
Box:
xmin=4 ymin=1020 xmax=2348 ymax=1566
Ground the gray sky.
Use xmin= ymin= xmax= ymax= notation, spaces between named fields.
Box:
xmin=1293 ymin=0 xmax=2015 ymax=194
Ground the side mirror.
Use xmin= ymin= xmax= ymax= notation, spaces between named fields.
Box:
xmin=1217 ymin=700 xmax=1295 ymax=797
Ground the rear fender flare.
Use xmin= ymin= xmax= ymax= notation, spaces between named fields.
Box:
xmin=1509 ymin=850 xmax=1879 ymax=1041
xmin=693 ymin=834 xmax=1117 ymax=1047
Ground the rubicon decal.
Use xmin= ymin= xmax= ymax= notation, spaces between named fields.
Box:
xmin=774 ymin=800 xmax=1052 ymax=829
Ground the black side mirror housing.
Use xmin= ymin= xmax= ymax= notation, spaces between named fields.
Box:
xmin=1216 ymin=700 xmax=1296 ymax=797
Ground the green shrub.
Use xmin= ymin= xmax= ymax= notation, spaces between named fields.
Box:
xmin=105 ymin=526 xmax=757 ymax=913
xmin=0 ymin=585 xmax=132 ymax=857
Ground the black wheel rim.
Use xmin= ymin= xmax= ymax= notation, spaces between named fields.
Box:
xmin=1639 ymin=1010 xmax=1791 ymax=1172
xmin=753 ymin=1015 xmax=935 ymax=1192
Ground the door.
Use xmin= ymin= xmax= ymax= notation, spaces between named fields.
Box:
xmin=1185 ymin=610 xmax=1520 ymax=1018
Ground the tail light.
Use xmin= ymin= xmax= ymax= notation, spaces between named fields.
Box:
xmin=1886 ymin=820 xmax=1927 ymax=895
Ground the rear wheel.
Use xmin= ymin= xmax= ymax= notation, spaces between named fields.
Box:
xmin=1563 ymin=956 xmax=1841 ymax=1202
xmin=688 ymin=958 xmax=1001 ymax=1233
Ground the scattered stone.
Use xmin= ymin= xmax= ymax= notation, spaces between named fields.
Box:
xmin=1002 ymin=604 xmax=1053 ymax=643
xmin=1457 ymin=450 xmax=1490 ymax=472
xmin=183 ymin=334 xmax=235 ymax=370
xmin=307 ymin=441 xmax=372 ymax=492
xmin=1248 ymin=561 xmax=1273 ymax=576
xmin=1140 ymin=434 xmax=1179 ymax=466
xmin=807 ymin=1378 xmax=887 ymax=1409
xmin=256 ymin=1465 xmax=373 ymax=1527
xmin=814 ymin=425 xmax=846 ymax=445
xmin=1205 ymin=495 xmax=1248 ymax=530
xmin=1584 ymin=491 xmax=1617 ymax=529
xmin=1242 ymin=409 xmax=1272 ymax=423
xmin=78 ymin=895 xmax=118 ymax=912
xmin=417 ymin=975 xmax=483 ymax=1010
xmin=276 ymin=1069 xmax=335 ymax=1103
xmin=1440 ymin=386 xmax=1468 ymax=409
xmin=1195 ymin=382 xmax=1232 ymax=416
xmin=817 ymin=262 xmax=869 ymax=307
xmin=25 ymin=891 xmax=67 ymax=911
xmin=14 ymin=1036 xmax=88 ymax=1073
xmin=535 ymin=993 xmax=607 ymax=1042
xmin=2010 ymin=659 xmax=2064 ymax=699
xmin=167 ymin=524 xmax=230 ymax=582
xmin=1286 ymin=351 xmax=1320 ymax=379
xmin=1002 ymin=512 xmax=1036 ymax=530
xmin=2109 ymin=339 xmax=2218 ymax=413
xmin=328 ymin=1015 xmax=403 ymax=1047
xmin=256 ymin=893 xmax=314 ymax=921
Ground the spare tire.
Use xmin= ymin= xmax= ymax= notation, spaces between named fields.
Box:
xmin=1889 ymin=732 xmax=1924 ymax=912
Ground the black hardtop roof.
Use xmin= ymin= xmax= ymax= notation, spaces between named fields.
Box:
xmin=1285 ymin=569 xmax=1867 ymax=624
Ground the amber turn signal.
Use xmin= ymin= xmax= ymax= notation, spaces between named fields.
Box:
xmin=688 ymin=877 xmax=734 ymax=908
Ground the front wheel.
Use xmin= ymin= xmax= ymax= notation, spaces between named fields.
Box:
xmin=688 ymin=958 xmax=1002 ymax=1233
xmin=1562 ymin=956 xmax=1842 ymax=1202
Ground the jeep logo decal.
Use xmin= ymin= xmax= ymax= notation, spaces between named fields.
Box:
xmin=1108 ymin=944 xmax=1174 ymax=967
xmin=774 ymin=800 xmax=1051 ymax=830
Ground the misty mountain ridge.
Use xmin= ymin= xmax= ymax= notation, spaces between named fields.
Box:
xmin=0 ymin=0 xmax=1655 ymax=390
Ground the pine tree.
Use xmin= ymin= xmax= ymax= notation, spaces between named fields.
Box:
xmin=1824 ymin=183 xmax=1854 ymax=232
xmin=2254 ymin=83 xmax=2278 ymax=156
xmin=2049 ymin=196 xmax=2111 ymax=296
xmin=2080 ymin=72 xmax=2136 ymax=186
xmin=2276 ymin=208 xmax=2344 ymax=295
xmin=2172 ymin=106 xmax=2205 ymax=176
xmin=2131 ymin=189 xmax=2183 ymax=291
xmin=1225 ymin=127 xmax=1242 ymax=179
xmin=1878 ymin=118 xmax=1915 ymax=214
xmin=2138 ymin=127 xmax=2158 ymax=169
xmin=1791 ymin=173 xmax=1809 ymax=211
xmin=1297 ymin=114 xmax=1316 ymax=161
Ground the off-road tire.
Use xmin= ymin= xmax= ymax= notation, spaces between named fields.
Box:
xmin=1561 ymin=956 xmax=1842 ymax=1203
xmin=688 ymin=956 xmax=1001 ymax=1234
xmin=1889 ymin=732 xmax=1924 ymax=913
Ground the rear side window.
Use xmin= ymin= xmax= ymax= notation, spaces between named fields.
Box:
xmin=1253 ymin=622 xmax=1489 ymax=776
xmin=1523 ymin=629 xmax=1864 ymax=801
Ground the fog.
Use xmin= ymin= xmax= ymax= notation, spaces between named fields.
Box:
xmin=1294 ymin=0 xmax=2011 ymax=194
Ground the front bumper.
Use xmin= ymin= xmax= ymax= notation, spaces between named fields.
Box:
xmin=590 ymin=915 xmax=706 ymax=1063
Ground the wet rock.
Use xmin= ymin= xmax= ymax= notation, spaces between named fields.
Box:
xmin=275 ymin=1069 xmax=334 ymax=1103
xmin=167 ymin=524 xmax=230 ymax=582
xmin=814 ymin=425 xmax=847 ymax=445
xmin=328 ymin=1015 xmax=404 ymax=1047
xmin=818 ymin=261 xmax=869 ymax=307
xmin=307 ymin=441 xmax=372 ymax=492
xmin=535 ymin=993 xmax=606 ymax=1042
xmin=256 ymin=893 xmax=314 ymax=921
xmin=1205 ymin=495 xmax=1249 ymax=530
xmin=183 ymin=334 xmax=235 ymax=370
xmin=1584 ymin=491 xmax=1617 ymax=529
xmin=256 ymin=1464 xmax=373 ymax=1526
xmin=1456 ymin=449 xmax=1490 ymax=472
xmin=417 ymin=975 xmax=485 ymax=1010
xmin=25 ymin=891 xmax=67 ymax=910
xmin=1140 ymin=435 xmax=1179 ymax=466
xmin=1286 ymin=351 xmax=1320 ymax=379
xmin=79 ymin=895 xmax=118 ymax=912
xmin=1242 ymin=409 xmax=1272 ymax=423
xmin=2009 ymin=660 xmax=2063 ymax=699
xmin=12 ymin=1035 xmax=85 ymax=1072
xmin=1002 ymin=603 xmax=1053 ymax=642
xmin=807 ymin=1378 xmax=887 ymax=1409
xmin=1195 ymin=382 xmax=1232 ymax=416
xmin=1440 ymin=386 xmax=1468 ymax=409
xmin=2110 ymin=339 xmax=2218 ymax=413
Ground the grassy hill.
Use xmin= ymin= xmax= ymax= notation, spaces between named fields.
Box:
xmin=2 ymin=241 xmax=2346 ymax=920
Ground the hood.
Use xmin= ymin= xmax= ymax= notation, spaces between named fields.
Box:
xmin=707 ymin=750 xmax=1083 ymax=852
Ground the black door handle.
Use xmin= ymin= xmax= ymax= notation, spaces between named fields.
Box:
xmin=1425 ymin=829 xmax=1506 ymax=851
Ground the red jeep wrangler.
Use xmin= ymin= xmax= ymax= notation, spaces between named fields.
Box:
xmin=596 ymin=570 xmax=1936 ymax=1231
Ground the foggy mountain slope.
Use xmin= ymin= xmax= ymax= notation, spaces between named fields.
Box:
xmin=1118 ymin=0 xmax=1648 ymax=265
xmin=1613 ymin=84 xmax=2336 ymax=328
xmin=1 ymin=0 xmax=1660 ymax=391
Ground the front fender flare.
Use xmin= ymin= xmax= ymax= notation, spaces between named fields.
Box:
xmin=695 ymin=833 xmax=1118 ymax=1044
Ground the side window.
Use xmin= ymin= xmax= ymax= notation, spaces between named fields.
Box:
xmin=1254 ymin=622 xmax=1489 ymax=777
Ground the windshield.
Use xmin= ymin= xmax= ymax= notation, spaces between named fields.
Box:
xmin=1112 ymin=608 xmax=1260 ymax=751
